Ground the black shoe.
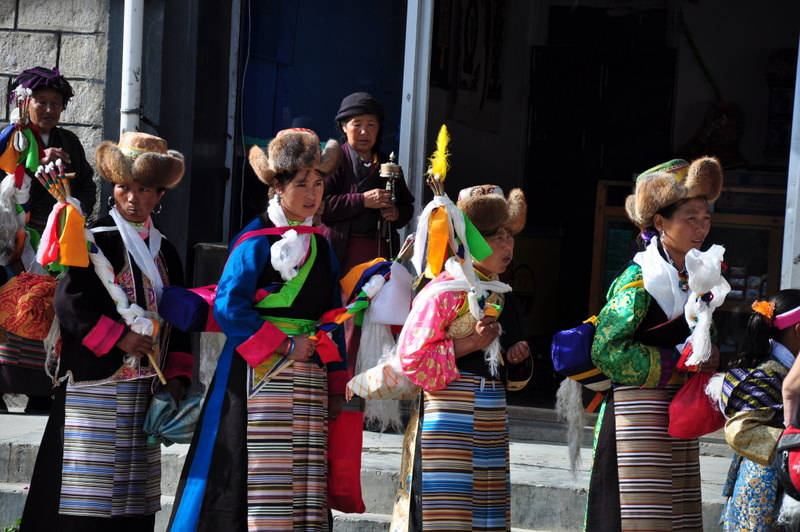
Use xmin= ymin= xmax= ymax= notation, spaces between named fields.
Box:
xmin=24 ymin=395 xmax=53 ymax=415
xmin=0 ymin=396 xmax=7 ymax=413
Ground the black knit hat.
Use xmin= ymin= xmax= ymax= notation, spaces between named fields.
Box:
xmin=335 ymin=92 xmax=385 ymax=124
xmin=9 ymin=66 xmax=74 ymax=108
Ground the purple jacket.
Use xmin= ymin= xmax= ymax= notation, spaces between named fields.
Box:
xmin=322 ymin=144 xmax=414 ymax=262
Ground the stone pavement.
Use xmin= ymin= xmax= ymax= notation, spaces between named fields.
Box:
xmin=0 ymin=396 xmax=731 ymax=531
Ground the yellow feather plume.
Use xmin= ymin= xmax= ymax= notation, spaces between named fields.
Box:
xmin=428 ymin=124 xmax=450 ymax=180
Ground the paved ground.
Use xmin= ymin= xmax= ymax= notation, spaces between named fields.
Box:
xmin=0 ymin=394 xmax=731 ymax=531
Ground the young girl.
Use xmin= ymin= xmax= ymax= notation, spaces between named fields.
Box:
xmin=720 ymin=289 xmax=800 ymax=531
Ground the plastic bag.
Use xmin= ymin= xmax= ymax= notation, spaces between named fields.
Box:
xmin=143 ymin=391 xmax=203 ymax=446
xmin=346 ymin=360 xmax=418 ymax=401
xmin=667 ymin=371 xmax=725 ymax=439
xmin=327 ymin=410 xmax=366 ymax=513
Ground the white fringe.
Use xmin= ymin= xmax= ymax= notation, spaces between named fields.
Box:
xmin=777 ymin=493 xmax=800 ymax=529
xmin=555 ymin=378 xmax=585 ymax=475
xmin=357 ymin=307 xmax=404 ymax=432
xmin=704 ymin=371 xmax=726 ymax=413
xmin=483 ymin=322 xmax=503 ymax=379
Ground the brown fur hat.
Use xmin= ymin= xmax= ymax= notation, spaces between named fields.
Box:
xmin=247 ymin=128 xmax=341 ymax=187
xmin=625 ymin=156 xmax=723 ymax=230
xmin=457 ymin=185 xmax=527 ymax=236
xmin=95 ymin=131 xmax=185 ymax=189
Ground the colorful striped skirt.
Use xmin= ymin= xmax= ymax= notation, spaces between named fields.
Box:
xmin=245 ymin=360 xmax=328 ymax=530
xmin=587 ymin=385 xmax=703 ymax=531
xmin=392 ymin=373 xmax=510 ymax=531
xmin=60 ymin=377 xmax=160 ymax=518
xmin=0 ymin=332 xmax=53 ymax=395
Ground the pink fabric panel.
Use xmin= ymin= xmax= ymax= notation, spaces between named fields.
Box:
xmin=82 ymin=315 xmax=126 ymax=357
xmin=235 ymin=320 xmax=287 ymax=368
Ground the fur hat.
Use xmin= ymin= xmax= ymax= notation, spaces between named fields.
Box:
xmin=95 ymin=132 xmax=185 ymax=190
xmin=457 ymin=185 xmax=527 ymax=236
xmin=625 ymin=156 xmax=723 ymax=230
xmin=248 ymin=128 xmax=340 ymax=187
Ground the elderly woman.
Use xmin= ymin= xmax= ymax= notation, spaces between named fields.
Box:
xmin=586 ymin=157 xmax=723 ymax=531
xmin=168 ymin=129 xmax=348 ymax=531
xmin=19 ymin=132 xmax=192 ymax=532
xmin=10 ymin=66 xmax=96 ymax=231
xmin=322 ymin=91 xmax=414 ymax=271
xmin=322 ymin=92 xmax=414 ymax=374
xmin=0 ymin=66 xmax=96 ymax=414
xmin=390 ymin=185 xmax=530 ymax=531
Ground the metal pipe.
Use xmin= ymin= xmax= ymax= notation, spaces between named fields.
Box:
xmin=398 ymin=0 xmax=433 ymax=231
xmin=120 ymin=0 xmax=144 ymax=135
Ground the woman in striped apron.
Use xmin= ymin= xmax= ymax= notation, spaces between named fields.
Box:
xmin=20 ymin=132 xmax=192 ymax=531
xmin=168 ymin=129 xmax=348 ymax=531
xmin=390 ymin=185 xmax=530 ymax=531
xmin=586 ymin=157 xmax=724 ymax=531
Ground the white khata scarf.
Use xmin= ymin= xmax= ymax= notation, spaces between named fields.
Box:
xmin=266 ymin=194 xmax=313 ymax=281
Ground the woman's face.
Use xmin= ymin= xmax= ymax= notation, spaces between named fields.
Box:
xmin=27 ymin=88 xmax=64 ymax=135
xmin=473 ymin=228 xmax=515 ymax=276
xmin=654 ymin=197 xmax=711 ymax=261
xmin=275 ymin=169 xmax=324 ymax=222
xmin=113 ymin=183 xmax=165 ymax=223
xmin=341 ymin=114 xmax=380 ymax=159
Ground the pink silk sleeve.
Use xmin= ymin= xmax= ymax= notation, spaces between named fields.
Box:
xmin=398 ymin=288 xmax=464 ymax=391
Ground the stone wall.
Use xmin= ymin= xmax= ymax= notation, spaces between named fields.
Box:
xmin=0 ymin=0 xmax=109 ymax=219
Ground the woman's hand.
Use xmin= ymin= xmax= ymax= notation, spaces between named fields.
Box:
xmin=115 ymin=330 xmax=154 ymax=359
xmin=363 ymin=188 xmax=392 ymax=209
xmin=454 ymin=317 xmax=500 ymax=357
xmin=506 ymin=340 xmax=530 ymax=365
xmin=381 ymin=204 xmax=399 ymax=222
xmin=285 ymin=334 xmax=318 ymax=362
xmin=698 ymin=345 xmax=720 ymax=373
xmin=40 ymin=147 xmax=71 ymax=166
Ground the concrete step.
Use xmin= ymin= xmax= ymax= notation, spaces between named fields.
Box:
xmin=0 ymin=405 xmax=731 ymax=532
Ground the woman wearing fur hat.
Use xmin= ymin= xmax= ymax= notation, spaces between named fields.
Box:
xmin=20 ymin=132 xmax=193 ymax=531
xmin=168 ymin=129 xmax=347 ymax=531
xmin=585 ymin=157 xmax=724 ymax=531
xmin=390 ymin=185 xmax=529 ymax=531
